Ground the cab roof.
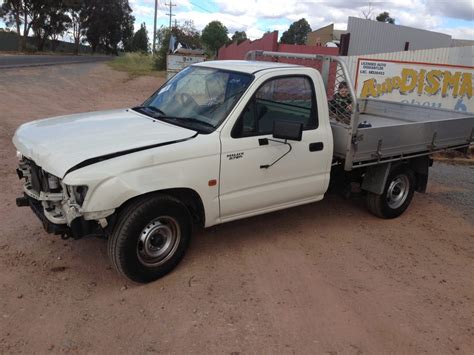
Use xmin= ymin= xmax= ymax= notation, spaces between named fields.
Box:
xmin=192 ymin=60 xmax=301 ymax=74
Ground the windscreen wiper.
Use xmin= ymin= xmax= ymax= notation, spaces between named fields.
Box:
xmin=132 ymin=106 xmax=166 ymax=117
xmin=160 ymin=116 xmax=215 ymax=129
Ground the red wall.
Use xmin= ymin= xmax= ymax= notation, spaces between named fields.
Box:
xmin=218 ymin=31 xmax=339 ymax=60
xmin=218 ymin=31 xmax=279 ymax=60
xmin=278 ymin=43 xmax=338 ymax=55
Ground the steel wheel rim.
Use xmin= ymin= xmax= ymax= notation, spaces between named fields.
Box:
xmin=386 ymin=175 xmax=409 ymax=209
xmin=137 ymin=216 xmax=181 ymax=267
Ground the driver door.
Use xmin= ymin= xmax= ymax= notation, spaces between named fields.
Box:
xmin=219 ymin=74 xmax=331 ymax=219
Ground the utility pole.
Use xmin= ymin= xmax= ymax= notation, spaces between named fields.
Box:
xmin=152 ymin=0 xmax=158 ymax=54
xmin=165 ymin=1 xmax=176 ymax=29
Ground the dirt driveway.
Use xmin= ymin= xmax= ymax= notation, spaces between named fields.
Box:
xmin=0 ymin=63 xmax=473 ymax=354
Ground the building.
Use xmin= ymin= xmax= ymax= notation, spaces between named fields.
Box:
xmin=344 ymin=17 xmax=474 ymax=56
xmin=306 ymin=24 xmax=346 ymax=47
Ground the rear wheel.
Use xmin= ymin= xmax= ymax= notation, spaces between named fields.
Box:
xmin=108 ymin=194 xmax=192 ymax=283
xmin=366 ymin=165 xmax=415 ymax=219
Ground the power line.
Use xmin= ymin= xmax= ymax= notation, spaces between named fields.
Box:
xmin=188 ymin=1 xmax=249 ymax=29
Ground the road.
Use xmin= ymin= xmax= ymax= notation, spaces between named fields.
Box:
xmin=0 ymin=63 xmax=473 ymax=354
xmin=0 ymin=54 xmax=112 ymax=69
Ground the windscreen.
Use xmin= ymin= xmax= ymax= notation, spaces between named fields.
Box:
xmin=142 ymin=66 xmax=253 ymax=132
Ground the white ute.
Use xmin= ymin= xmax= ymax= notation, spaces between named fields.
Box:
xmin=14 ymin=51 xmax=474 ymax=282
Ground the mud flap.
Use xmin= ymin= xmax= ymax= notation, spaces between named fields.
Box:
xmin=361 ymin=163 xmax=391 ymax=195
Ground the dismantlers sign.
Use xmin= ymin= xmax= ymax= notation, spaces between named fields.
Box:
xmin=355 ymin=59 xmax=473 ymax=112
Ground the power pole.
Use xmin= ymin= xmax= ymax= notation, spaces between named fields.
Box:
xmin=165 ymin=1 xmax=176 ymax=29
xmin=152 ymin=0 xmax=158 ymax=54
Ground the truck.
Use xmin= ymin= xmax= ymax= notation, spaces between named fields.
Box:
xmin=13 ymin=51 xmax=474 ymax=283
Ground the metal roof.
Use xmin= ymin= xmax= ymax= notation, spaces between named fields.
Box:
xmin=347 ymin=17 xmax=452 ymax=56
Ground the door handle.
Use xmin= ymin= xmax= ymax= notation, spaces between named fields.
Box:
xmin=309 ymin=142 xmax=324 ymax=152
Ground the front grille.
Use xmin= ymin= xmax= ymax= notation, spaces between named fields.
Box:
xmin=22 ymin=158 xmax=61 ymax=194
xmin=29 ymin=161 xmax=43 ymax=192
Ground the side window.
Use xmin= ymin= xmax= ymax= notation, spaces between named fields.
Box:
xmin=232 ymin=76 xmax=318 ymax=138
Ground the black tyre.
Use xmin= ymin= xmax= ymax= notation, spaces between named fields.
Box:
xmin=108 ymin=194 xmax=192 ymax=283
xmin=366 ymin=165 xmax=415 ymax=219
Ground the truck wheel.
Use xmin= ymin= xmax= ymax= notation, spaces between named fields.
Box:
xmin=366 ymin=166 xmax=415 ymax=219
xmin=108 ymin=194 xmax=192 ymax=283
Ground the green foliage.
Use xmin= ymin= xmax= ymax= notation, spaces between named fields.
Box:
xmin=176 ymin=20 xmax=201 ymax=49
xmin=31 ymin=0 xmax=71 ymax=51
xmin=201 ymin=20 xmax=229 ymax=56
xmin=231 ymin=31 xmax=247 ymax=44
xmin=65 ymin=0 xmax=87 ymax=54
xmin=108 ymin=52 xmax=164 ymax=77
xmin=0 ymin=0 xmax=135 ymax=53
xmin=1 ymin=0 xmax=43 ymax=50
xmin=131 ymin=22 xmax=149 ymax=52
xmin=376 ymin=12 xmax=395 ymax=24
xmin=83 ymin=0 xmax=135 ymax=54
xmin=154 ymin=26 xmax=170 ymax=70
xmin=154 ymin=22 xmax=202 ymax=71
xmin=280 ymin=18 xmax=312 ymax=45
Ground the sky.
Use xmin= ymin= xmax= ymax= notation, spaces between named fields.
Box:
xmin=0 ymin=0 xmax=472 ymax=41
xmin=130 ymin=0 xmax=474 ymax=40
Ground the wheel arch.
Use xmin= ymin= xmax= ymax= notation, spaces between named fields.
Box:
xmin=361 ymin=158 xmax=429 ymax=196
xmin=108 ymin=188 xmax=206 ymax=231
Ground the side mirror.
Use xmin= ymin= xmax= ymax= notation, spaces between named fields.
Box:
xmin=272 ymin=120 xmax=303 ymax=141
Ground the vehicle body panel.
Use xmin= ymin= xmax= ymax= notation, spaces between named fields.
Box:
xmin=218 ymin=68 xmax=333 ymax=218
xmin=13 ymin=109 xmax=196 ymax=178
xmin=63 ymin=133 xmax=221 ymax=227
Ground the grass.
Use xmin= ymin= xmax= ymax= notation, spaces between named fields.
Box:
xmin=108 ymin=52 xmax=165 ymax=77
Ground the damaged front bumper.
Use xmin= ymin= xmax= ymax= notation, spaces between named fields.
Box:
xmin=15 ymin=156 xmax=113 ymax=239
xmin=16 ymin=194 xmax=101 ymax=239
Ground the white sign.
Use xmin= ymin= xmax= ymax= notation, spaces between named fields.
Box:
xmin=167 ymin=54 xmax=205 ymax=72
xmin=355 ymin=59 xmax=473 ymax=112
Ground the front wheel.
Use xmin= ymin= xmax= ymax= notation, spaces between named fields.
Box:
xmin=366 ymin=165 xmax=415 ymax=219
xmin=108 ymin=194 xmax=192 ymax=283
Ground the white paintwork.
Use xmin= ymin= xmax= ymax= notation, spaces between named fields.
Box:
xmin=13 ymin=109 xmax=196 ymax=178
xmin=13 ymin=61 xmax=334 ymax=229
xmin=194 ymin=60 xmax=300 ymax=74
xmin=219 ymin=67 xmax=333 ymax=219
xmin=63 ymin=133 xmax=222 ymax=227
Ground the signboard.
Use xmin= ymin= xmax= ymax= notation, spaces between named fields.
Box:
xmin=166 ymin=54 xmax=205 ymax=79
xmin=355 ymin=59 xmax=473 ymax=112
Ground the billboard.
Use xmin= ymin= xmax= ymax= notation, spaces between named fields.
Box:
xmin=355 ymin=59 xmax=473 ymax=112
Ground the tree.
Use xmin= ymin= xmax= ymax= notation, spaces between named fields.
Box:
xmin=131 ymin=22 xmax=149 ymax=52
xmin=0 ymin=0 xmax=44 ymax=51
xmin=31 ymin=0 xmax=71 ymax=51
xmin=201 ymin=20 xmax=229 ymax=57
xmin=178 ymin=20 xmax=201 ymax=49
xmin=65 ymin=0 xmax=86 ymax=54
xmin=154 ymin=22 xmax=202 ymax=70
xmin=360 ymin=1 xmax=374 ymax=20
xmin=376 ymin=11 xmax=395 ymax=24
xmin=280 ymin=18 xmax=312 ymax=45
xmin=83 ymin=0 xmax=135 ymax=54
xmin=120 ymin=0 xmax=135 ymax=52
xmin=231 ymin=30 xmax=247 ymax=44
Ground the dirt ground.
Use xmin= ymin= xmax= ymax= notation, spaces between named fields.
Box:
xmin=0 ymin=63 xmax=473 ymax=354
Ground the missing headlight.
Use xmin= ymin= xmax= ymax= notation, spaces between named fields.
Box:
xmin=68 ymin=185 xmax=88 ymax=205
xmin=47 ymin=174 xmax=60 ymax=190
